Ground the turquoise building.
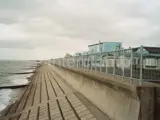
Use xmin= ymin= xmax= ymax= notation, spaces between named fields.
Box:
xmin=74 ymin=41 xmax=122 ymax=56
xmin=88 ymin=42 xmax=122 ymax=54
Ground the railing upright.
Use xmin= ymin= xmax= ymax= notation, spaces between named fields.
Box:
xmin=91 ymin=55 xmax=93 ymax=71
xmin=140 ymin=45 xmax=143 ymax=85
xmin=82 ymin=55 xmax=84 ymax=68
xmin=113 ymin=51 xmax=116 ymax=76
xmin=95 ymin=54 xmax=97 ymax=71
xmin=77 ymin=56 xmax=78 ymax=68
xmin=122 ymin=48 xmax=124 ymax=80
xmin=130 ymin=47 xmax=133 ymax=83
xmin=100 ymin=54 xmax=102 ymax=72
xmin=59 ymin=59 xmax=60 ymax=67
xmin=87 ymin=55 xmax=89 ymax=70
xmin=106 ymin=53 xmax=108 ymax=74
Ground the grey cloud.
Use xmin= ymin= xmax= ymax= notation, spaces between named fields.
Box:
xmin=0 ymin=0 xmax=160 ymax=59
xmin=0 ymin=16 xmax=18 ymax=24
xmin=0 ymin=40 xmax=61 ymax=49
xmin=50 ymin=1 xmax=160 ymax=46
xmin=0 ymin=0 xmax=46 ymax=24
xmin=0 ymin=0 xmax=41 ymax=10
xmin=0 ymin=40 xmax=34 ymax=49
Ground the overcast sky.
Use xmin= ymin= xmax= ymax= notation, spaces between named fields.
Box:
xmin=0 ymin=0 xmax=160 ymax=60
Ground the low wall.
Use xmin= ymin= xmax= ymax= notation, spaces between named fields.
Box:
xmin=51 ymin=65 xmax=155 ymax=120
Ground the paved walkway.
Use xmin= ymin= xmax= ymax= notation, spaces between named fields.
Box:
xmin=1 ymin=64 xmax=97 ymax=120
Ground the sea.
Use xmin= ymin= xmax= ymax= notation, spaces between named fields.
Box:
xmin=0 ymin=60 xmax=36 ymax=113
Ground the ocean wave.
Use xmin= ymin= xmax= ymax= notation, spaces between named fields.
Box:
xmin=0 ymin=103 xmax=6 ymax=112
xmin=11 ymin=73 xmax=33 ymax=85
xmin=0 ymin=72 xmax=9 ymax=77
xmin=0 ymin=70 xmax=33 ymax=86
xmin=0 ymin=89 xmax=12 ymax=111
xmin=0 ymin=60 xmax=36 ymax=113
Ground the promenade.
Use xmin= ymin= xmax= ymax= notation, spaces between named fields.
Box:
xmin=0 ymin=64 xmax=99 ymax=120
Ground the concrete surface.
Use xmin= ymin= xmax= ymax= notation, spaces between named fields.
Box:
xmin=52 ymin=65 xmax=155 ymax=120
xmin=0 ymin=64 xmax=104 ymax=120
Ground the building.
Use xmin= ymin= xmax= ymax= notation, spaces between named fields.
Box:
xmin=88 ymin=42 xmax=122 ymax=54
xmin=134 ymin=46 xmax=160 ymax=56
xmin=74 ymin=51 xmax=89 ymax=56
xmin=133 ymin=46 xmax=160 ymax=69
xmin=99 ymin=46 xmax=160 ymax=70
xmin=64 ymin=53 xmax=72 ymax=58
xmin=74 ymin=41 xmax=122 ymax=56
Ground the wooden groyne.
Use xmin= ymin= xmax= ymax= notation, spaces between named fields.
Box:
xmin=0 ymin=64 xmax=102 ymax=120
xmin=0 ymin=84 xmax=29 ymax=90
xmin=9 ymin=71 xmax=35 ymax=74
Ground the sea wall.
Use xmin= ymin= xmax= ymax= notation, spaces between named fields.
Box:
xmin=51 ymin=65 xmax=155 ymax=120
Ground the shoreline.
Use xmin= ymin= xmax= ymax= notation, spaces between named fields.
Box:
xmin=0 ymin=88 xmax=24 ymax=116
xmin=0 ymin=72 xmax=34 ymax=117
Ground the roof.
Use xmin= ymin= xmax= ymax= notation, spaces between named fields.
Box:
xmin=132 ymin=47 xmax=139 ymax=52
xmin=143 ymin=46 xmax=160 ymax=53
xmin=88 ymin=42 xmax=103 ymax=47
xmin=88 ymin=42 xmax=122 ymax=47
xmin=133 ymin=46 xmax=160 ymax=54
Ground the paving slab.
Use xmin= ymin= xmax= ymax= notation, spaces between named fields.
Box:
xmin=0 ymin=64 xmax=102 ymax=120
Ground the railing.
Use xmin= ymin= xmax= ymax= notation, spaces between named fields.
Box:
xmin=51 ymin=46 xmax=160 ymax=84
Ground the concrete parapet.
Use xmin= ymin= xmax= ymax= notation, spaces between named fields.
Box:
xmin=51 ymin=65 xmax=155 ymax=120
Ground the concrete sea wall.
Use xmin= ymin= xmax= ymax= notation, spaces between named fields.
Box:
xmin=51 ymin=65 xmax=155 ymax=120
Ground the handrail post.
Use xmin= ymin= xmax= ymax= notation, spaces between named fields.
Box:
xmin=106 ymin=53 xmax=108 ymax=74
xmin=113 ymin=51 xmax=116 ymax=76
xmin=82 ymin=55 xmax=84 ymax=68
xmin=91 ymin=55 xmax=93 ymax=71
xmin=63 ymin=58 xmax=64 ymax=67
xmin=66 ymin=58 xmax=68 ymax=67
xmin=77 ymin=56 xmax=78 ymax=68
xmin=140 ymin=45 xmax=143 ymax=85
xmin=95 ymin=54 xmax=97 ymax=71
xmin=130 ymin=47 xmax=133 ymax=83
xmin=59 ymin=59 xmax=60 ymax=67
xmin=100 ymin=54 xmax=102 ymax=72
xmin=122 ymin=49 xmax=124 ymax=80
xmin=87 ymin=55 xmax=89 ymax=70
xmin=94 ymin=55 xmax=96 ymax=71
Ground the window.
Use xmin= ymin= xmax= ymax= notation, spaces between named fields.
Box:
xmin=145 ymin=58 xmax=158 ymax=68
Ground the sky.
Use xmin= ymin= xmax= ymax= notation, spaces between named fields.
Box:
xmin=0 ymin=0 xmax=160 ymax=60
